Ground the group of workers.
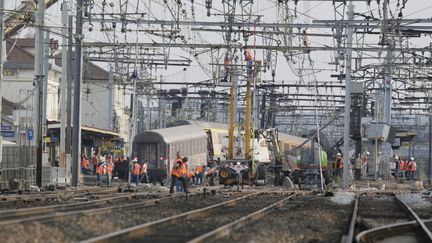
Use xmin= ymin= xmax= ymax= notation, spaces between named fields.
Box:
xmin=331 ymin=151 xmax=417 ymax=180
xmin=170 ymin=153 xmax=215 ymax=194
xmin=80 ymin=153 xmax=150 ymax=188
xmin=131 ymin=158 xmax=149 ymax=188
xmin=395 ymin=157 xmax=417 ymax=180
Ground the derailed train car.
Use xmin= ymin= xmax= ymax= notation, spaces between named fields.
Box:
xmin=132 ymin=125 xmax=208 ymax=183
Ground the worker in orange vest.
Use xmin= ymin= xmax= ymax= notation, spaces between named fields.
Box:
xmin=244 ymin=49 xmax=253 ymax=61
xmin=81 ymin=154 xmax=90 ymax=174
xmin=96 ymin=158 xmax=104 ymax=185
xmin=400 ymin=159 xmax=407 ymax=179
xmin=131 ymin=158 xmax=141 ymax=188
xmin=408 ymin=157 xmax=417 ymax=180
xmin=92 ymin=153 xmax=100 ymax=175
xmin=170 ymin=157 xmax=189 ymax=194
xmin=195 ymin=164 xmax=205 ymax=185
xmin=334 ymin=153 xmax=343 ymax=178
xmin=106 ymin=157 xmax=114 ymax=187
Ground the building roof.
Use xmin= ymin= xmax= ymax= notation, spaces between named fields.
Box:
xmin=6 ymin=38 xmax=35 ymax=65
xmin=2 ymin=97 xmax=23 ymax=116
xmin=48 ymin=123 xmax=120 ymax=137
xmin=54 ymin=53 xmax=109 ymax=81
xmin=5 ymin=37 xmax=59 ymax=69
xmin=5 ymin=37 xmax=108 ymax=81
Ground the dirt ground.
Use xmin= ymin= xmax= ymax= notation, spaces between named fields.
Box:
xmin=219 ymin=194 xmax=353 ymax=243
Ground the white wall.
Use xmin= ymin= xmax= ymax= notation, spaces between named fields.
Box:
xmin=81 ymin=81 xmax=110 ymax=130
xmin=3 ymin=66 xmax=131 ymax=145
xmin=3 ymin=67 xmax=61 ymax=122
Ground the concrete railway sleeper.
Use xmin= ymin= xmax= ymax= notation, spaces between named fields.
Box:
xmin=350 ymin=192 xmax=432 ymax=243
xmin=81 ymin=192 xmax=294 ymax=243
xmin=0 ymin=190 xmax=248 ymax=242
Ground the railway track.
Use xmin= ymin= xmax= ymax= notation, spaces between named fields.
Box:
xmin=0 ymin=188 xmax=126 ymax=209
xmin=0 ymin=190 xmax=248 ymax=242
xmin=82 ymin=192 xmax=297 ymax=243
xmin=212 ymin=192 xmax=353 ymax=243
xmin=0 ymin=192 xmax=161 ymax=222
xmin=346 ymin=192 xmax=432 ymax=243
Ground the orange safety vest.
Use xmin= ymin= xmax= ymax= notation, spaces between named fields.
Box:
xmin=180 ymin=161 xmax=188 ymax=175
xmin=409 ymin=161 xmax=417 ymax=171
xmin=336 ymin=159 xmax=343 ymax=169
xmin=244 ymin=49 xmax=253 ymax=61
xmin=187 ymin=171 xmax=195 ymax=178
xmin=107 ymin=163 xmax=113 ymax=174
xmin=92 ymin=156 xmax=99 ymax=165
xmin=195 ymin=166 xmax=205 ymax=174
xmin=133 ymin=163 xmax=141 ymax=175
xmin=96 ymin=164 xmax=103 ymax=174
xmin=171 ymin=161 xmax=183 ymax=177
xmin=400 ymin=160 xmax=406 ymax=171
xmin=81 ymin=159 xmax=88 ymax=169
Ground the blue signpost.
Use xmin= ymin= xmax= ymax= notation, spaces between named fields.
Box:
xmin=27 ymin=129 xmax=34 ymax=141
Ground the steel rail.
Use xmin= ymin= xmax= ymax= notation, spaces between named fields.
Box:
xmin=0 ymin=190 xmax=118 ymax=206
xmin=355 ymin=193 xmax=432 ymax=243
xmin=187 ymin=193 xmax=298 ymax=243
xmin=81 ymin=192 xmax=287 ymax=243
xmin=0 ymin=192 xmax=175 ymax=224
xmin=356 ymin=219 xmax=432 ymax=243
xmin=345 ymin=196 xmax=359 ymax=243
xmin=395 ymin=195 xmax=432 ymax=241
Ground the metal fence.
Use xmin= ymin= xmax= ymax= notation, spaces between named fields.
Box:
xmin=0 ymin=145 xmax=37 ymax=190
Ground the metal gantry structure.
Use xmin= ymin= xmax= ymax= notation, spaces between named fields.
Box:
xmin=2 ymin=0 xmax=432 ymax=186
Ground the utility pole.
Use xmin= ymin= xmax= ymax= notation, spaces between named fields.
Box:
xmin=383 ymin=0 xmax=392 ymax=125
xmin=72 ymin=0 xmax=84 ymax=187
xmin=66 ymin=14 xmax=73 ymax=154
xmin=0 ymin=0 xmax=4 ymax=167
xmin=35 ymin=0 xmax=45 ymax=187
xmin=146 ymin=95 xmax=151 ymax=131
xmin=108 ymin=65 xmax=113 ymax=131
xmin=43 ymin=30 xmax=49 ymax=159
xmin=228 ymin=76 xmax=235 ymax=160
xmin=60 ymin=1 xmax=68 ymax=169
xmin=342 ymin=1 xmax=354 ymax=189
xmin=429 ymin=104 xmax=432 ymax=186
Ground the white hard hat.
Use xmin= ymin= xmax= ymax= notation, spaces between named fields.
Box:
xmin=365 ymin=151 xmax=370 ymax=155
xmin=336 ymin=153 xmax=341 ymax=156
xmin=410 ymin=157 xmax=414 ymax=161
